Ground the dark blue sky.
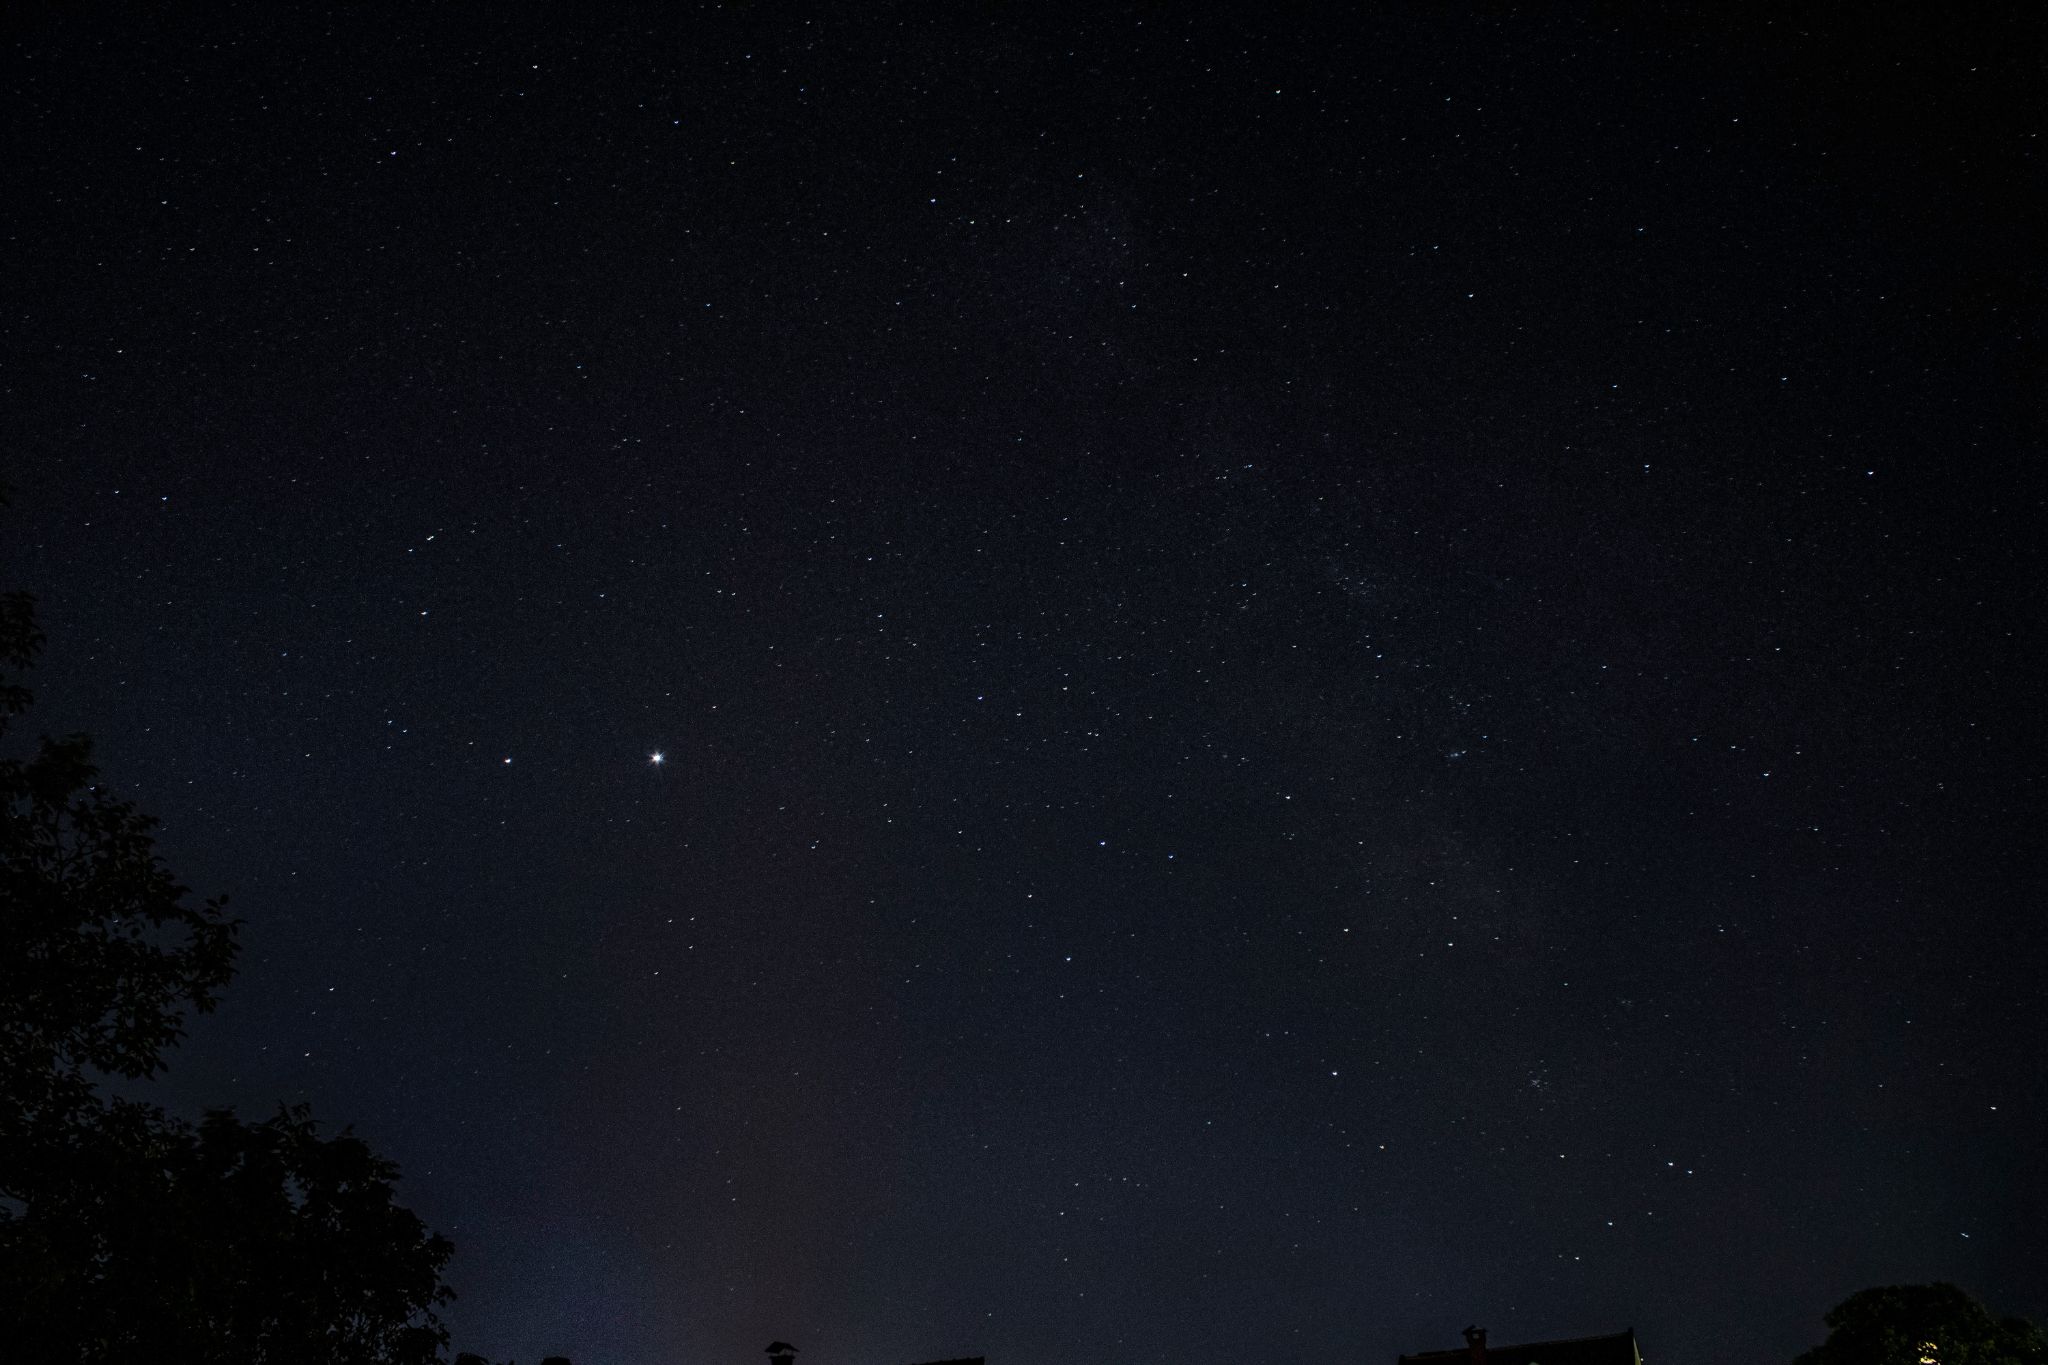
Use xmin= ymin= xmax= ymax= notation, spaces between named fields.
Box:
xmin=5 ymin=6 xmax=2043 ymax=1365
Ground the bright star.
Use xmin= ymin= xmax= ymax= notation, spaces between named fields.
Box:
xmin=649 ymin=751 xmax=664 ymax=766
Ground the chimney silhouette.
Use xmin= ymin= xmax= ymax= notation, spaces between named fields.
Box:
xmin=767 ymin=1342 xmax=800 ymax=1365
xmin=1464 ymin=1327 xmax=1488 ymax=1365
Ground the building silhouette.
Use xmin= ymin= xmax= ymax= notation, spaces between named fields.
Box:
xmin=764 ymin=1340 xmax=983 ymax=1365
xmin=1400 ymin=1326 xmax=1644 ymax=1365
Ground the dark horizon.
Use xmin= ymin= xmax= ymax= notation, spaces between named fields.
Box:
xmin=5 ymin=5 xmax=2043 ymax=1364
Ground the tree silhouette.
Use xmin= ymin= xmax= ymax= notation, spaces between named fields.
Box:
xmin=0 ymin=587 xmax=235 ymax=1128
xmin=1795 ymin=1285 xmax=2047 ymax=1365
xmin=0 ymin=578 xmax=455 ymax=1362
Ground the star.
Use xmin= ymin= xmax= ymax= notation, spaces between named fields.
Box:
xmin=649 ymin=751 xmax=664 ymax=766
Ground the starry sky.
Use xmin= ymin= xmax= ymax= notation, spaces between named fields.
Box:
xmin=4 ymin=6 xmax=2044 ymax=1365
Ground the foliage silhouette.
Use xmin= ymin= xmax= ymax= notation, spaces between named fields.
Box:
xmin=0 ymin=596 xmax=236 ymax=1123
xmin=1795 ymin=1285 xmax=2047 ymax=1365
xmin=0 ymin=576 xmax=456 ymax=1362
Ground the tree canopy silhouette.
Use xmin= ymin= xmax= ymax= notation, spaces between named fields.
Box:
xmin=1795 ymin=1285 xmax=2047 ymax=1365
xmin=0 ymin=587 xmax=235 ymax=1126
xmin=0 ymin=579 xmax=456 ymax=1362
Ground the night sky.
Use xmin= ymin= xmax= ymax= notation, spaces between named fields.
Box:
xmin=5 ymin=6 xmax=2044 ymax=1365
